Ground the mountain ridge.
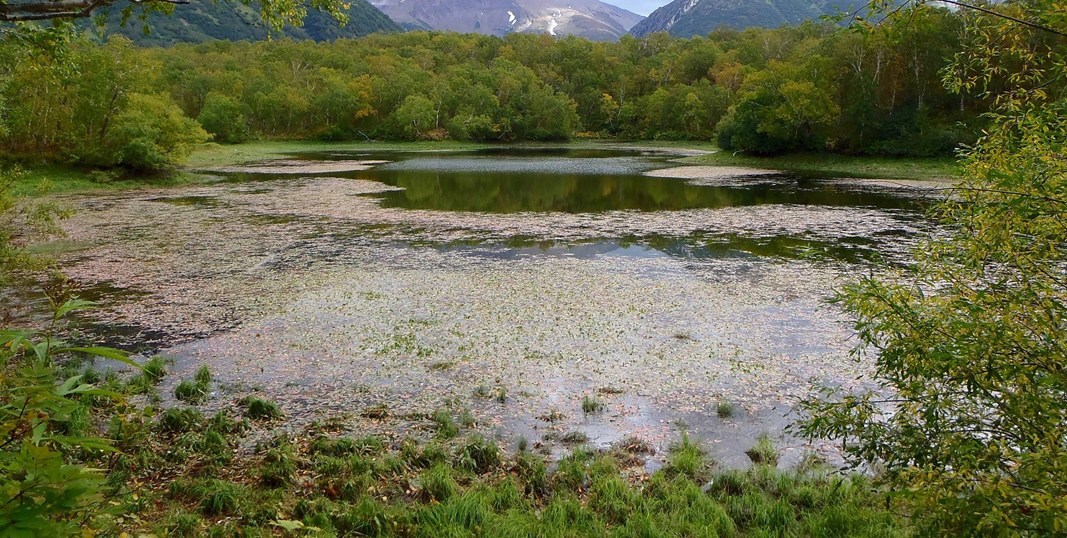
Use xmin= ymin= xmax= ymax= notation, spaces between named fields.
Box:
xmin=370 ymin=0 xmax=644 ymax=41
xmin=630 ymin=0 xmax=840 ymax=36
xmin=89 ymin=0 xmax=403 ymax=46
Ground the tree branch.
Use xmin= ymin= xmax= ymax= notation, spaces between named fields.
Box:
xmin=0 ymin=0 xmax=188 ymax=21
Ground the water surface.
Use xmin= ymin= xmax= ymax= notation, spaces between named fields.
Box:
xmin=25 ymin=147 xmax=941 ymax=468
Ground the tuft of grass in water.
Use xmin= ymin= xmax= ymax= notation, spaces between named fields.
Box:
xmin=194 ymin=365 xmax=212 ymax=386
xmin=516 ymin=436 xmax=528 ymax=452
xmin=428 ymin=361 xmax=455 ymax=371
xmin=431 ymin=409 xmax=459 ymax=439
xmin=361 ymin=403 xmax=389 ymax=419
xmin=144 ymin=356 xmax=170 ymax=382
xmin=717 ymin=401 xmax=736 ymax=419
xmin=459 ymin=408 xmax=476 ymax=428
xmin=560 ymin=430 xmax=588 ymax=445
xmin=159 ymin=407 xmax=204 ymax=433
xmin=581 ymin=394 xmax=605 ymax=414
xmin=174 ymin=380 xmax=207 ymax=403
xmin=495 ymin=387 xmax=507 ymax=403
xmin=242 ymin=398 xmax=282 ymax=420
xmin=614 ymin=436 xmax=655 ymax=455
xmin=746 ymin=434 xmax=779 ymax=466
xmin=537 ymin=410 xmax=566 ymax=422
xmin=666 ymin=433 xmax=714 ymax=481
xmin=128 ymin=356 xmax=172 ymax=395
xmin=473 ymin=384 xmax=490 ymax=399
xmin=458 ymin=436 xmax=502 ymax=474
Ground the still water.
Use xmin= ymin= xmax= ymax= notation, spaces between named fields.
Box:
xmin=26 ymin=147 xmax=942 ymax=467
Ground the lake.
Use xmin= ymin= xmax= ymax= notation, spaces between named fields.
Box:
xmin=29 ymin=147 xmax=944 ymax=468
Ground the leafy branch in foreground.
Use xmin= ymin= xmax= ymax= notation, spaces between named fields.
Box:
xmin=0 ymin=0 xmax=349 ymax=32
xmin=800 ymin=1 xmax=1067 ymax=535
xmin=0 ymin=298 xmax=141 ymax=537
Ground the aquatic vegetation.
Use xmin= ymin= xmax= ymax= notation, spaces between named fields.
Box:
xmin=174 ymin=380 xmax=206 ymax=403
xmin=431 ymin=410 xmax=459 ymax=439
xmin=581 ymin=394 xmax=605 ymax=414
xmin=159 ymin=407 xmax=203 ymax=433
xmin=242 ymin=398 xmax=282 ymax=420
xmin=717 ymin=401 xmax=736 ymax=419
xmin=746 ymin=434 xmax=779 ymax=466
xmin=39 ymin=149 xmax=938 ymax=465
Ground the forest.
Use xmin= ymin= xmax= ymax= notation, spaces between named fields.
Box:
xmin=0 ymin=7 xmax=977 ymax=175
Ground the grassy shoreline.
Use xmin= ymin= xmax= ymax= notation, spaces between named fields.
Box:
xmin=105 ymin=388 xmax=909 ymax=538
xmin=12 ymin=140 xmax=958 ymax=198
xmin=682 ymin=151 xmax=960 ymax=181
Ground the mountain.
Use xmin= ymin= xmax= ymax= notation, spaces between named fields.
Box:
xmin=369 ymin=0 xmax=644 ymax=41
xmin=629 ymin=0 xmax=838 ymax=36
xmin=89 ymin=0 xmax=403 ymax=46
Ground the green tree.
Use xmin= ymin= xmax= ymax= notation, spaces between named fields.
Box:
xmin=106 ymin=93 xmax=208 ymax=172
xmin=393 ymin=94 xmax=435 ymax=140
xmin=800 ymin=3 xmax=1067 ymax=535
xmin=197 ymin=91 xmax=248 ymax=144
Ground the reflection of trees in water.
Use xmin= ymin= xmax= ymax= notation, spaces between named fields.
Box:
xmin=369 ymin=169 xmax=925 ymax=214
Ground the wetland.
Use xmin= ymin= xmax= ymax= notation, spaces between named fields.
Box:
xmin=19 ymin=146 xmax=948 ymax=468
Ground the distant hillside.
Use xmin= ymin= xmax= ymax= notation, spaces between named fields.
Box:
xmin=369 ymin=0 xmax=643 ymax=41
xmin=629 ymin=0 xmax=840 ymax=36
xmin=89 ymin=0 xmax=404 ymax=46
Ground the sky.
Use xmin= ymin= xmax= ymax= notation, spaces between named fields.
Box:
xmin=610 ymin=0 xmax=672 ymax=17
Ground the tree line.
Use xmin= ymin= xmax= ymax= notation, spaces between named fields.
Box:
xmin=0 ymin=8 xmax=981 ymax=173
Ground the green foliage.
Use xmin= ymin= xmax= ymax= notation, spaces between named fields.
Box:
xmin=0 ymin=298 xmax=140 ymax=538
xmin=1 ymin=18 xmax=984 ymax=167
xmin=159 ymin=407 xmax=203 ymax=433
xmin=716 ymin=401 xmax=735 ymax=418
xmin=242 ymin=398 xmax=282 ymax=420
xmin=800 ymin=2 xmax=1067 ymax=535
xmin=197 ymin=92 xmax=249 ymax=144
xmin=174 ymin=380 xmax=206 ymax=403
xmin=581 ymin=394 xmax=605 ymax=414
xmin=744 ymin=434 xmax=778 ymax=466
xmin=103 ymin=92 xmax=208 ymax=173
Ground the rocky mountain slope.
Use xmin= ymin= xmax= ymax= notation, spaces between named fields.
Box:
xmin=89 ymin=0 xmax=403 ymax=46
xmin=370 ymin=0 xmax=643 ymax=41
xmin=630 ymin=0 xmax=838 ymax=36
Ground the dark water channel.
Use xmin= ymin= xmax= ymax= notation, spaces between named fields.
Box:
xmin=23 ymin=147 xmax=944 ymax=468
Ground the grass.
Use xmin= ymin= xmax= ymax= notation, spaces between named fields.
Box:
xmin=107 ymin=398 xmax=909 ymax=538
xmin=717 ymin=401 xmax=736 ymax=419
xmin=582 ymin=394 xmax=606 ymax=414
xmin=431 ymin=409 xmax=459 ymax=439
xmin=683 ymin=150 xmax=961 ymax=181
xmin=746 ymin=433 xmax=780 ymax=466
xmin=242 ymin=398 xmax=282 ymax=420
xmin=173 ymin=380 xmax=206 ymax=403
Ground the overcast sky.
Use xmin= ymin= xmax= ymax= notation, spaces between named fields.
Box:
xmin=613 ymin=0 xmax=672 ymax=17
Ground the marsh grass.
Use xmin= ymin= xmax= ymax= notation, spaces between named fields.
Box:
xmin=581 ymin=394 xmax=606 ymax=414
xmin=431 ymin=410 xmax=459 ymax=439
xmin=745 ymin=434 xmax=779 ymax=466
xmin=127 ymin=356 xmax=171 ymax=395
xmin=241 ymin=398 xmax=282 ymax=420
xmin=122 ymin=405 xmax=906 ymax=538
xmin=717 ymin=401 xmax=736 ymax=419
xmin=174 ymin=380 xmax=206 ymax=403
